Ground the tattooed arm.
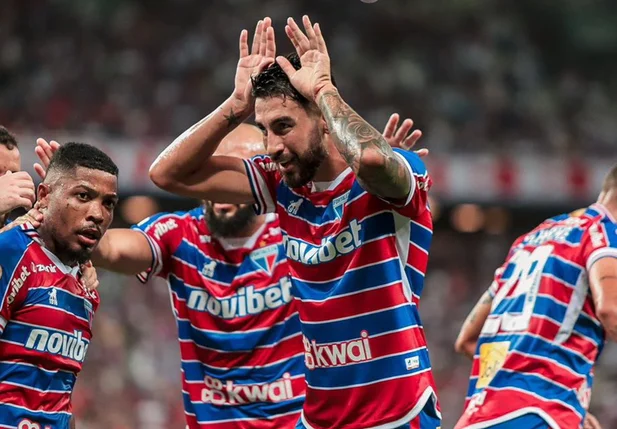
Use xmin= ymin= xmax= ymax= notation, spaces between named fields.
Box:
xmin=454 ymin=291 xmax=493 ymax=359
xmin=317 ymin=87 xmax=412 ymax=200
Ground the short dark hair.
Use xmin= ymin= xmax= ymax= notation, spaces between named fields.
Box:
xmin=47 ymin=142 xmax=118 ymax=179
xmin=602 ymin=164 xmax=617 ymax=193
xmin=0 ymin=126 xmax=18 ymax=150
xmin=251 ymin=52 xmax=336 ymax=110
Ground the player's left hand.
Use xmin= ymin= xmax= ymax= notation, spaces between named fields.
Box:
xmin=80 ymin=261 xmax=100 ymax=292
xmin=382 ymin=113 xmax=428 ymax=157
xmin=584 ymin=412 xmax=602 ymax=429
xmin=0 ymin=204 xmax=44 ymax=234
xmin=277 ymin=15 xmax=333 ymax=102
xmin=33 ymin=138 xmax=61 ymax=181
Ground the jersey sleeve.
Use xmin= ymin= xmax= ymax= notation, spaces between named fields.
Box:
xmin=243 ymin=155 xmax=280 ymax=215
xmin=131 ymin=212 xmax=186 ymax=283
xmin=583 ymin=218 xmax=617 ymax=271
xmin=0 ymin=230 xmax=30 ymax=334
xmin=377 ymin=148 xmax=432 ymax=218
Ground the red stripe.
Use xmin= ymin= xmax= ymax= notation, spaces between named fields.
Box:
xmin=185 ymin=410 xmax=300 ymax=429
xmin=0 ymin=382 xmax=71 ymax=412
xmin=298 ymin=283 xmax=409 ymax=323
xmin=0 ymin=342 xmax=83 ymax=374
xmin=303 ymin=375 xmax=435 ymax=429
xmin=179 ymin=333 xmax=303 ymax=369
xmin=454 ymin=388 xmax=580 ymax=429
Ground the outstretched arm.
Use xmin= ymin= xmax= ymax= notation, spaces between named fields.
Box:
xmin=92 ymin=229 xmax=153 ymax=275
xmin=454 ymin=291 xmax=493 ymax=359
xmin=149 ymin=18 xmax=276 ymax=202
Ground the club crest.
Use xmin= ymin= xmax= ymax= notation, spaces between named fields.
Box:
xmin=333 ymin=191 xmax=350 ymax=220
xmin=250 ymin=245 xmax=279 ymax=274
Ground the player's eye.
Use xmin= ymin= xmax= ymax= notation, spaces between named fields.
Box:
xmin=77 ymin=192 xmax=89 ymax=201
xmin=104 ymin=200 xmax=117 ymax=210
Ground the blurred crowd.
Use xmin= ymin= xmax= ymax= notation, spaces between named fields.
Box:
xmin=1 ymin=0 xmax=617 ymax=155
xmin=72 ymin=220 xmax=617 ymax=429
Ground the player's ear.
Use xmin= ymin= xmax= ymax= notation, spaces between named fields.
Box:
xmin=37 ymin=183 xmax=51 ymax=210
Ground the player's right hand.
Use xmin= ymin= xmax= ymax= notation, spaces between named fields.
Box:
xmin=80 ymin=261 xmax=100 ymax=292
xmin=34 ymin=138 xmax=61 ymax=181
xmin=0 ymin=171 xmax=36 ymax=215
xmin=232 ymin=17 xmax=276 ymax=109
xmin=584 ymin=412 xmax=602 ymax=429
xmin=382 ymin=113 xmax=428 ymax=157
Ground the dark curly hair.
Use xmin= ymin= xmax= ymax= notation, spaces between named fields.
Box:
xmin=251 ymin=52 xmax=336 ymax=110
xmin=0 ymin=126 xmax=18 ymax=150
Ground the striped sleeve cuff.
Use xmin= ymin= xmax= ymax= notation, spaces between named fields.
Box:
xmin=134 ymin=230 xmax=164 ymax=284
xmin=243 ymin=159 xmax=276 ymax=215
xmin=586 ymin=247 xmax=617 ymax=271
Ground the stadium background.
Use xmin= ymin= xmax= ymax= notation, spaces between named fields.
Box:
xmin=2 ymin=0 xmax=617 ymax=427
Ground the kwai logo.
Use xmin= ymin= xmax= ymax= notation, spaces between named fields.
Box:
xmin=250 ymin=245 xmax=279 ymax=274
xmin=201 ymin=373 xmax=294 ymax=405
xmin=303 ymin=331 xmax=373 ymax=369
xmin=187 ymin=277 xmax=292 ymax=318
xmin=26 ymin=328 xmax=90 ymax=363
xmin=283 ymin=219 xmax=362 ymax=265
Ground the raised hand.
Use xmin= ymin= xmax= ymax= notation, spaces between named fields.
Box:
xmin=382 ymin=113 xmax=428 ymax=157
xmin=277 ymin=15 xmax=332 ymax=101
xmin=0 ymin=204 xmax=44 ymax=233
xmin=232 ymin=17 xmax=276 ymax=108
xmin=80 ymin=261 xmax=100 ymax=292
xmin=0 ymin=171 xmax=36 ymax=216
xmin=584 ymin=413 xmax=602 ymax=429
xmin=33 ymin=138 xmax=61 ymax=181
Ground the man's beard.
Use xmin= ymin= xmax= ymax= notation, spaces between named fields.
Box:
xmin=204 ymin=204 xmax=257 ymax=238
xmin=280 ymin=125 xmax=327 ymax=188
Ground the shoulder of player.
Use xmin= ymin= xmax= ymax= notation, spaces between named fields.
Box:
xmin=135 ymin=209 xmax=199 ymax=232
xmin=0 ymin=226 xmax=30 ymax=255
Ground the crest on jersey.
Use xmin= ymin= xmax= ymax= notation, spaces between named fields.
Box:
xmin=250 ymin=245 xmax=279 ymax=274
xmin=332 ymin=192 xmax=349 ymax=220
xmin=84 ymin=299 xmax=94 ymax=328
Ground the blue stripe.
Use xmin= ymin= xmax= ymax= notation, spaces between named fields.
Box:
xmin=182 ymin=390 xmax=303 ymax=423
xmin=177 ymin=314 xmax=301 ymax=351
xmin=0 ymin=361 xmax=76 ymax=393
xmin=601 ymin=217 xmax=617 ymax=247
xmin=2 ymin=322 xmax=90 ymax=348
xmin=476 ymin=334 xmax=594 ymax=376
xmin=292 ymin=259 xmax=403 ymax=301
xmin=276 ymin=182 xmax=367 ymax=225
xmin=405 ymin=265 xmax=426 ymax=297
xmin=0 ymin=403 xmax=70 ymax=427
xmin=500 ymin=256 xmax=582 ymax=287
xmin=410 ymin=222 xmax=432 ymax=254
xmin=174 ymin=241 xmax=287 ymax=284
xmin=300 ymin=304 xmax=419 ymax=343
xmin=181 ymin=353 xmax=304 ymax=383
xmin=474 ymin=370 xmax=585 ymax=417
xmin=491 ymin=295 xmax=603 ymax=344
xmin=393 ymin=148 xmax=428 ymax=176
xmin=306 ymin=347 xmax=431 ymax=388
xmin=0 ymin=228 xmax=30 ymax=306
xmin=25 ymin=288 xmax=90 ymax=320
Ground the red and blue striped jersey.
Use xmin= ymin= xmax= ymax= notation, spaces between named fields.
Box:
xmin=0 ymin=223 xmax=98 ymax=429
xmin=244 ymin=148 xmax=440 ymax=429
xmin=132 ymin=208 xmax=304 ymax=428
xmin=456 ymin=204 xmax=617 ymax=429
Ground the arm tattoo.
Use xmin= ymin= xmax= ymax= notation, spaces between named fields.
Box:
xmin=224 ymin=109 xmax=241 ymax=128
xmin=318 ymin=90 xmax=410 ymax=199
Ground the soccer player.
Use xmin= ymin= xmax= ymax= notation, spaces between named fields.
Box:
xmin=0 ymin=142 xmax=118 ymax=429
xmin=452 ymin=165 xmax=617 ymax=429
xmin=0 ymin=127 xmax=36 ymax=226
xmin=149 ymin=16 xmax=440 ymax=429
